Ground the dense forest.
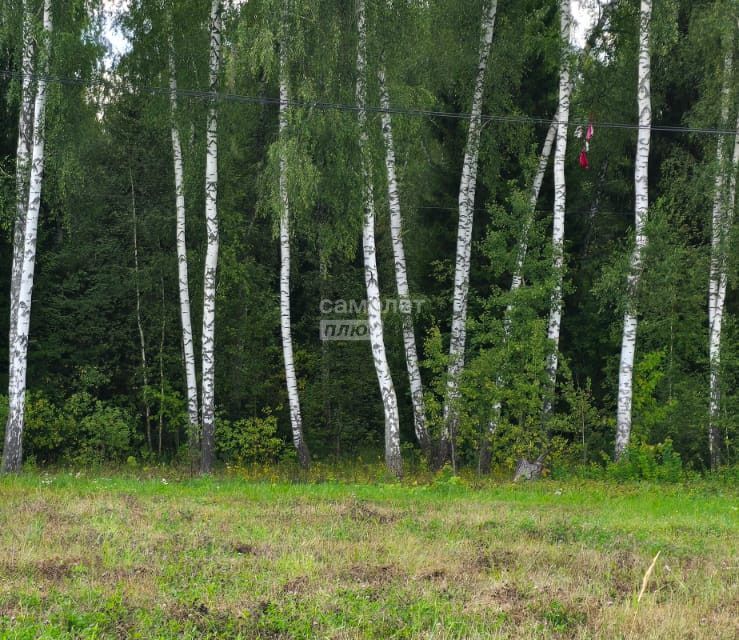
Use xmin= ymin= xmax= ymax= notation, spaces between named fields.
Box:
xmin=0 ymin=0 xmax=736 ymax=476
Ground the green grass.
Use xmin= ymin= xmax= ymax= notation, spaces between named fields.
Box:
xmin=0 ymin=469 xmax=736 ymax=638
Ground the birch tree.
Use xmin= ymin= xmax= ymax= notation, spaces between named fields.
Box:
xmin=377 ymin=66 xmax=431 ymax=455
xmin=483 ymin=5 xmax=608 ymax=467
xmin=615 ymin=0 xmax=653 ymax=460
xmin=200 ymin=0 xmax=222 ymax=474
xmin=356 ymin=0 xmax=402 ymax=477
xmin=168 ymin=28 xmax=199 ymax=460
xmin=8 ymin=0 xmax=35 ymax=389
xmin=278 ymin=0 xmax=311 ymax=469
xmin=2 ymin=0 xmax=52 ymax=473
xmin=4 ymin=0 xmax=35 ymax=471
xmin=709 ymin=110 xmax=739 ymax=469
xmin=440 ymin=0 xmax=498 ymax=466
xmin=508 ymin=4 xmax=611 ymax=321
xmin=708 ymin=21 xmax=737 ymax=468
xmin=542 ymin=0 xmax=573 ymax=420
xmin=483 ymin=4 xmax=607 ymax=472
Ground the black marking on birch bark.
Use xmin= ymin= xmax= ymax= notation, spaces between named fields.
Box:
xmin=279 ymin=0 xmax=310 ymax=469
xmin=440 ymin=1 xmax=498 ymax=470
xmin=200 ymin=0 xmax=223 ymax=474
xmin=616 ymin=0 xmax=653 ymax=460
xmin=169 ymin=20 xmax=200 ymax=464
xmin=3 ymin=0 xmax=52 ymax=473
xmin=356 ymin=0 xmax=402 ymax=477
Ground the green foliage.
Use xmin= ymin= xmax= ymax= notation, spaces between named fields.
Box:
xmin=651 ymin=0 xmax=681 ymax=57
xmin=431 ymin=463 xmax=466 ymax=493
xmin=542 ymin=600 xmax=585 ymax=633
xmin=606 ymin=438 xmax=684 ymax=482
xmin=457 ymin=314 xmax=555 ymax=468
xmin=68 ymin=392 xmax=134 ymax=466
xmin=420 ymin=324 xmax=449 ymax=444
xmin=557 ymin=377 xmax=611 ymax=466
xmin=0 ymin=392 xmax=70 ymax=465
xmin=632 ymin=350 xmax=677 ymax=440
xmin=146 ymin=382 xmax=188 ymax=451
xmin=0 ymin=389 xmax=134 ymax=467
xmin=215 ymin=412 xmax=286 ymax=465
xmin=24 ymin=393 xmax=73 ymax=463
xmin=259 ymin=133 xmax=320 ymax=237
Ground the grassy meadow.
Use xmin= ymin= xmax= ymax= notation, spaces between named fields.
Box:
xmin=0 ymin=468 xmax=736 ymax=639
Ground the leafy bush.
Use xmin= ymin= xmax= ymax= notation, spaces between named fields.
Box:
xmin=25 ymin=392 xmax=75 ymax=463
xmin=61 ymin=368 xmax=136 ymax=464
xmin=606 ymin=438 xmax=684 ymax=482
xmin=431 ymin=463 xmax=467 ymax=493
xmin=59 ymin=391 xmax=134 ymax=465
xmin=632 ymin=350 xmax=677 ymax=440
xmin=0 ymin=389 xmax=135 ymax=466
xmin=0 ymin=392 xmax=75 ymax=464
xmin=216 ymin=413 xmax=285 ymax=464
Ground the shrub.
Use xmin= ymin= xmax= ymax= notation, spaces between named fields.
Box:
xmin=0 ymin=392 xmax=74 ymax=464
xmin=216 ymin=413 xmax=285 ymax=464
xmin=74 ymin=403 xmax=134 ymax=465
xmin=0 ymin=390 xmax=135 ymax=466
xmin=25 ymin=392 xmax=75 ymax=463
xmin=606 ymin=438 xmax=684 ymax=482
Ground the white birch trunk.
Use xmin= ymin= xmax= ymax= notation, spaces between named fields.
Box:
xmin=709 ymin=47 xmax=733 ymax=334
xmin=169 ymin=39 xmax=200 ymax=457
xmin=5 ymin=0 xmax=35 ymax=468
xmin=441 ymin=0 xmax=498 ymax=465
xmin=507 ymin=5 xmax=609 ymax=327
xmin=713 ymin=113 xmax=738 ymax=431
xmin=279 ymin=10 xmax=311 ymax=469
xmin=709 ymin=109 xmax=739 ymax=470
xmin=542 ymin=0 xmax=573 ymax=420
xmin=8 ymin=0 xmax=35 ymax=374
xmin=615 ymin=0 xmax=653 ymax=460
xmin=356 ymin=0 xmax=402 ymax=477
xmin=200 ymin=0 xmax=222 ymax=474
xmin=483 ymin=8 xmax=610 ymax=471
xmin=2 ymin=0 xmax=52 ymax=473
xmin=378 ymin=66 xmax=431 ymax=455
xmin=708 ymin=34 xmax=735 ymax=470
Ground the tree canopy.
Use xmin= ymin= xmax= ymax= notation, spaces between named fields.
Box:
xmin=0 ymin=0 xmax=736 ymax=474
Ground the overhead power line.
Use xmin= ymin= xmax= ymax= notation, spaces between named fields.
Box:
xmin=1 ymin=69 xmax=737 ymax=137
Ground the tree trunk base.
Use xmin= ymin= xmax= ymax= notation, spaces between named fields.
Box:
xmin=478 ymin=441 xmax=493 ymax=475
xmin=433 ymin=438 xmax=452 ymax=471
xmin=297 ymin=440 xmax=311 ymax=470
xmin=386 ymin=453 xmax=403 ymax=479
xmin=514 ymin=457 xmax=545 ymax=481
xmin=709 ymin=425 xmax=722 ymax=470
